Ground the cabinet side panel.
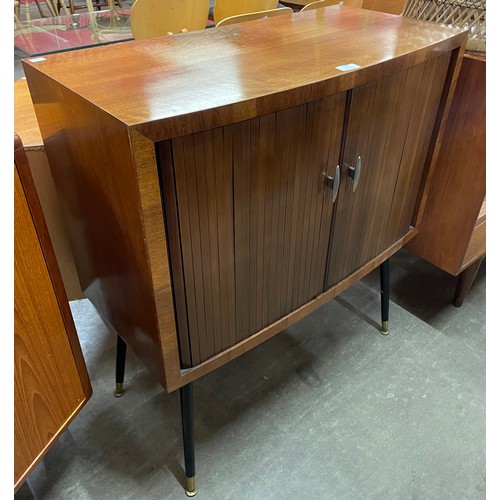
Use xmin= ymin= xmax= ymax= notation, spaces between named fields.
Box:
xmin=24 ymin=66 xmax=167 ymax=388
xmin=14 ymin=166 xmax=87 ymax=489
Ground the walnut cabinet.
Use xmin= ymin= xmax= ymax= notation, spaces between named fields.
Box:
xmin=159 ymin=53 xmax=451 ymax=366
xmin=23 ymin=7 xmax=467 ymax=391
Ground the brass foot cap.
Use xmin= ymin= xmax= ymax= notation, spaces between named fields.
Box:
xmin=185 ymin=476 xmax=197 ymax=497
xmin=114 ymin=383 xmax=124 ymax=398
xmin=380 ymin=321 xmax=389 ymax=335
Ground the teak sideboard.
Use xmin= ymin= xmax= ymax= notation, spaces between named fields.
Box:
xmin=405 ymin=52 xmax=486 ymax=306
xmin=23 ymin=6 xmax=467 ymax=495
xmin=14 ymin=133 xmax=92 ymax=491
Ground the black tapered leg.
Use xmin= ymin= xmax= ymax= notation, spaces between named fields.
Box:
xmin=180 ymin=383 xmax=196 ymax=496
xmin=380 ymin=258 xmax=390 ymax=334
xmin=114 ymin=334 xmax=127 ymax=397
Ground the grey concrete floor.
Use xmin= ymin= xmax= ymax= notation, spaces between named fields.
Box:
xmin=15 ymin=249 xmax=486 ymax=499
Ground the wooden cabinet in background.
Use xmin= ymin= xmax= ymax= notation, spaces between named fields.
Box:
xmin=14 ymin=134 xmax=92 ymax=492
xmin=405 ymin=53 xmax=486 ymax=306
xmin=14 ymin=78 xmax=83 ymax=301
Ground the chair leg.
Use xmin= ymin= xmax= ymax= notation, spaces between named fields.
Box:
xmin=114 ymin=334 xmax=127 ymax=397
xmin=46 ymin=0 xmax=58 ymax=17
xmin=180 ymin=383 xmax=197 ymax=497
xmin=380 ymin=258 xmax=390 ymax=334
xmin=33 ymin=0 xmax=46 ymax=17
xmin=453 ymin=257 xmax=483 ymax=308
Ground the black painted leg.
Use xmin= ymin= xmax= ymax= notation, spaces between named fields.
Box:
xmin=180 ymin=383 xmax=197 ymax=496
xmin=380 ymin=258 xmax=390 ymax=335
xmin=114 ymin=334 xmax=127 ymax=397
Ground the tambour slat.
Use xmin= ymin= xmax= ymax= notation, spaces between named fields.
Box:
xmin=193 ymin=133 xmax=215 ymax=357
xmin=286 ymin=103 xmax=308 ymax=313
xmin=203 ymin=131 xmax=224 ymax=355
xmin=293 ymin=101 xmax=316 ymax=310
xmin=390 ymin=53 xmax=452 ymax=240
xmin=233 ymin=121 xmax=252 ymax=342
xmin=222 ymin=126 xmax=237 ymax=350
xmin=183 ymin=135 xmax=208 ymax=362
xmin=213 ymin=127 xmax=232 ymax=352
xmin=171 ymin=137 xmax=201 ymax=365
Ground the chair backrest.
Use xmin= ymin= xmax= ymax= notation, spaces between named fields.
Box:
xmin=362 ymin=0 xmax=404 ymax=14
xmin=216 ymin=7 xmax=293 ymax=26
xmin=301 ymin=0 xmax=362 ymax=10
xmin=342 ymin=0 xmax=363 ymax=7
xmin=213 ymin=0 xmax=279 ymax=24
xmin=301 ymin=0 xmax=335 ymax=11
xmin=130 ymin=0 xmax=210 ymax=40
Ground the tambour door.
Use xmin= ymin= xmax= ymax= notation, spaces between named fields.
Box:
xmin=158 ymin=93 xmax=346 ymax=367
xmin=326 ymin=53 xmax=452 ymax=287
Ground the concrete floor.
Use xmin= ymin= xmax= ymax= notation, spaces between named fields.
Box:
xmin=15 ymin=249 xmax=486 ymax=499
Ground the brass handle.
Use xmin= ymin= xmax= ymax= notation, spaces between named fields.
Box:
xmin=325 ymin=164 xmax=341 ymax=203
xmin=347 ymin=155 xmax=361 ymax=193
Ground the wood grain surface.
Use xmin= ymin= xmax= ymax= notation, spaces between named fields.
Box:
xmin=405 ymin=54 xmax=486 ymax=276
xmin=159 ymin=94 xmax=345 ymax=365
xmin=363 ymin=0 xmax=405 ymax=15
xmin=23 ymin=6 xmax=466 ymax=141
xmin=14 ymin=134 xmax=91 ymax=490
xmin=14 ymin=77 xmax=83 ymax=300
xmin=177 ymin=230 xmax=416 ymax=385
xmin=326 ymin=53 xmax=450 ymax=286
xmin=22 ymin=73 xmax=172 ymax=388
xmin=14 ymin=78 xmax=43 ymax=151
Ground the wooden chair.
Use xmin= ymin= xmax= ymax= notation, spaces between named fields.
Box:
xmin=362 ymin=0 xmax=405 ymax=15
xmin=213 ymin=0 xmax=279 ymax=25
xmin=216 ymin=6 xmax=293 ymax=26
xmin=70 ymin=0 xmax=122 ymax=15
xmin=301 ymin=0 xmax=336 ymax=11
xmin=130 ymin=0 xmax=210 ymax=40
xmin=301 ymin=0 xmax=362 ymax=10
xmin=342 ymin=0 xmax=364 ymax=7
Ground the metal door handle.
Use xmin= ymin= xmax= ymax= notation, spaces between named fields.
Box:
xmin=347 ymin=155 xmax=361 ymax=193
xmin=325 ymin=164 xmax=341 ymax=204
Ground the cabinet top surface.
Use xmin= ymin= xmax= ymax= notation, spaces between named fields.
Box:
xmin=23 ymin=6 xmax=466 ymax=136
